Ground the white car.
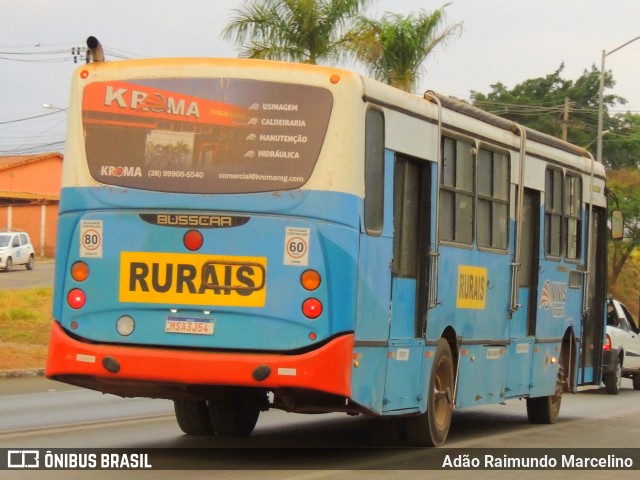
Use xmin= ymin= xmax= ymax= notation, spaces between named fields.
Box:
xmin=603 ymin=298 xmax=640 ymax=394
xmin=0 ymin=231 xmax=35 ymax=271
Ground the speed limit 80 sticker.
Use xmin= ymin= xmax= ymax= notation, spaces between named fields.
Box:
xmin=284 ymin=227 xmax=310 ymax=266
xmin=80 ymin=219 xmax=103 ymax=258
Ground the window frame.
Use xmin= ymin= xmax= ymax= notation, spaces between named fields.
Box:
xmin=544 ymin=167 xmax=564 ymax=260
xmin=476 ymin=145 xmax=510 ymax=252
xmin=564 ymin=172 xmax=582 ymax=262
xmin=364 ymin=107 xmax=385 ymax=236
xmin=439 ymin=134 xmax=475 ymax=246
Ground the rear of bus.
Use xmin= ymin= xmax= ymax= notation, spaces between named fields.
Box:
xmin=46 ymin=59 xmax=365 ymax=423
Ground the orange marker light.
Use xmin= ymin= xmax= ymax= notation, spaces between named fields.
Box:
xmin=71 ymin=261 xmax=89 ymax=282
xmin=330 ymin=74 xmax=340 ymax=84
xmin=300 ymin=270 xmax=321 ymax=291
xmin=80 ymin=70 xmax=89 ymax=79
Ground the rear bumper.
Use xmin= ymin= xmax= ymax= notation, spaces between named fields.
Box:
xmin=46 ymin=321 xmax=353 ymax=397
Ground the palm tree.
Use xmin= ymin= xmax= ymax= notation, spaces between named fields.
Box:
xmin=348 ymin=4 xmax=462 ymax=91
xmin=222 ymin=0 xmax=371 ymax=65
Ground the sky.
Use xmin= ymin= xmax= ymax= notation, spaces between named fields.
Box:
xmin=1 ymin=0 xmax=639 ymax=155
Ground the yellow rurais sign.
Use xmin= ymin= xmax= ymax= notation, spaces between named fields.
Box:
xmin=456 ymin=265 xmax=487 ymax=309
xmin=119 ymin=252 xmax=267 ymax=307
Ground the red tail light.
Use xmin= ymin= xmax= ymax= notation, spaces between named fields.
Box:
xmin=603 ymin=334 xmax=612 ymax=351
xmin=183 ymin=229 xmax=203 ymax=251
xmin=302 ymin=298 xmax=322 ymax=319
xmin=67 ymin=289 xmax=86 ymax=309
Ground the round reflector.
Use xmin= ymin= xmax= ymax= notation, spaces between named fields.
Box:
xmin=67 ymin=289 xmax=86 ymax=309
xmin=116 ymin=315 xmax=135 ymax=336
xmin=183 ymin=229 xmax=203 ymax=251
xmin=302 ymin=298 xmax=322 ymax=319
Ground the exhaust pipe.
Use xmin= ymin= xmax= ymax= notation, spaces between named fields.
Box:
xmin=86 ymin=36 xmax=105 ymax=62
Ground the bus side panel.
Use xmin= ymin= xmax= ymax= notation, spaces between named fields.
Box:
xmin=504 ymin=338 xmax=535 ymax=398
xmin=350 ymin=346 xmax=389 ymax=413
xmin=354 ymin=235 xmax=392 ymax=341
xmin=454 ymin=344 xmax=508 ymax=408
xmin=316 ymin=222 xmax=360 ymax=335
xmin=529 ymin=342 xmax=562 ymax=397
xmin=382 ymin=339 xmax=423 ymax=413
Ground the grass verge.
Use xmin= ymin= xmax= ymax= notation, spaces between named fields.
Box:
xmin=0 ymin=287 xmax=52 ymax=371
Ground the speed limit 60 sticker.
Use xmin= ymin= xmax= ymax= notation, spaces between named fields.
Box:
xmin=80 ymin=219 xmax=103 ymax=258
xmin=284 ymin=227 xmax=310 ymax=266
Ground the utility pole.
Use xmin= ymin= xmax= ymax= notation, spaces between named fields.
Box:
xmin=561 ymin=97 xmax=569 ymax=141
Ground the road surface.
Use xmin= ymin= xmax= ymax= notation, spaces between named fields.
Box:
xmin=1 ymin=376 xmax=639 ymax=478
xmin=0 ymin=259 xmax=54 ymax=289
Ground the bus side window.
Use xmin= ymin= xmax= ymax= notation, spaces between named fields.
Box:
xmin=477 ymin=148 xmax=509 ymax=250
xmin=439 ymin=136 xmax=474 ymax=245
xmin=544 ymin=168 xmax=563 ymax=258
xmin=564 ymin=173 xmax=582 ymax=260
xmin=393 ymin=156 xmax=425 ymax=279
xmin=364 ymin=108 xmax=385 ymax=236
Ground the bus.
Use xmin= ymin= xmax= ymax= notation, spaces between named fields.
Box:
xmin=46 ymin=43 xmax=609 ymax=447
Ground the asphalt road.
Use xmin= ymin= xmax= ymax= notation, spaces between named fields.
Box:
xmin=1 ymin=377 xmax=639 ymax=478
xmin=0 ymin=259 xmax=54 ymax=289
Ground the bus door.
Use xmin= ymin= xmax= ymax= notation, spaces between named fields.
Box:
xmin=506 ymin=188 xmax=540 ymax=396
xmin=579 ymin=206 xmax=607 ymax=385
xmin=383 ymin=154 xmax=431 ymax=412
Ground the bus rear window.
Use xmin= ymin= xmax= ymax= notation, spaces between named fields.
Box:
xmin=82 ymin=78 xmax=333 ymax=194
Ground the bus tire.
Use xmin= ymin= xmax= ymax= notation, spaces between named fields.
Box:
xmin=604 ymin=357 xmax=622 ymax=395
xmin=208 ymin=388 xmax=262 ymax=436
xmin=526 ymin=362 xmax=564 ymax=424
xmin=173 ymin=399 xmax=214 ymax=435
xmin=403 ymin=338 xmax=454 ymax=447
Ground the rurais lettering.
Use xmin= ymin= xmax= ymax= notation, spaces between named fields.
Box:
xmin=458 ymin=273 xmax=486 ymax=302
xmin=129 ymin=262 xmax=259 ymax=297
xmin=456 ymin=265 xmax=487 ymax=309
xmin=119 ymin=252 xmax=267 ymax=307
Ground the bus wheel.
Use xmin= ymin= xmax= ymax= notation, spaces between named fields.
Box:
xmin=526 ymin=363 xmax=564 ymax=424
xmin=208 ymin=388 xmax=263 ymax=436
xmin=173 ymin=399 xmax=214 ymax=435
xmin=403 ymin=338 xmax=454 ymax=447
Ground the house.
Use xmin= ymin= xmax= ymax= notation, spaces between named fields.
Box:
xmin=0 ymin=152 xmax=62 ymax=257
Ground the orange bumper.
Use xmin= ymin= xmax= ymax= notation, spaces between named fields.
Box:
xmin=46 ymin=322 xmax=353 ymax=397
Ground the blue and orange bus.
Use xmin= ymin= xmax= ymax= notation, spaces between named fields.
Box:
xmin=46 ymin=44 xmax=609 ymax=446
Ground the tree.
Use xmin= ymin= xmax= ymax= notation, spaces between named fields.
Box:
xmin=602 ymin=113 xmax=640 ymax=169
xmin=607 ymin=169 xmax=640 ymax=287
xmin=347 ymin=4 xmax=462 ymax=92
xmin=470 ymin=64 xmax=625 ymax=150
xmin=222 ymin=0 xmax=371 ymax=64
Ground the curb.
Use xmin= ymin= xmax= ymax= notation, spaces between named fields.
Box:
xmin=0 ymin=368 xmax=45 ymax=379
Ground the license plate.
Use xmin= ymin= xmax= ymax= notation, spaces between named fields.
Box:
xmin=165 ymin=316 xmax=214 ymax=335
